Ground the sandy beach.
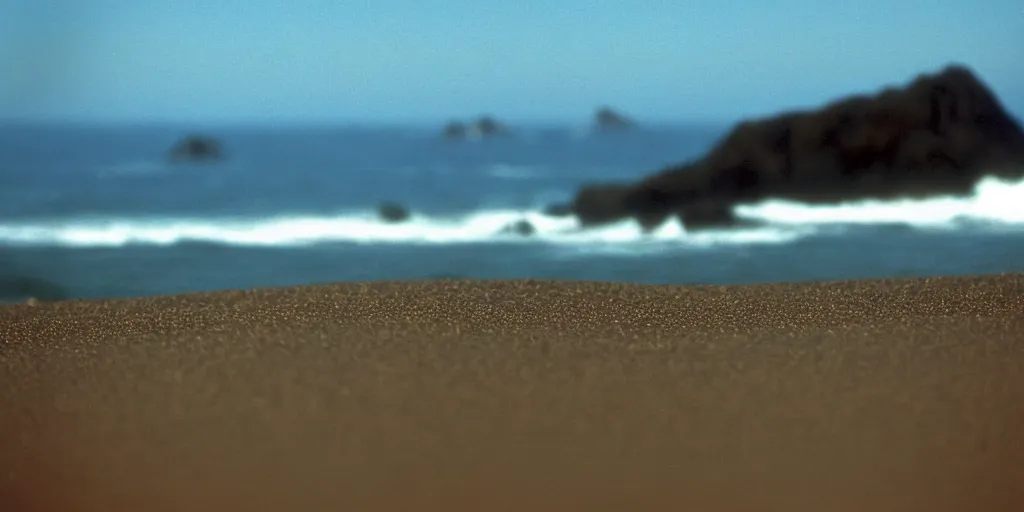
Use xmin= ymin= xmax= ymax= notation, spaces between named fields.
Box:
xmin=2 ymin=274 xmax=1023 ymax=511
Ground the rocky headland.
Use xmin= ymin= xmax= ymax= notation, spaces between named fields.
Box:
xmin=569 ymin=65 xmax=1024 ymax=231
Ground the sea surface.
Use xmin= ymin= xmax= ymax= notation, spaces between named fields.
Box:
xmin=2 ymin=123 xmax=1023 ymax=301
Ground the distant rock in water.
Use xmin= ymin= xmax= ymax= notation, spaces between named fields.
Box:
xmin=442 ymin=115 xmax=512 ymax=141
xmin=498 ymin=219 xmax=536 ymax=237
xmin=168 ymin=135 xmax=223 ymax=163
xmin=378 ymin=202 xmax=411 ymax=223
xmin=473 ymin=115 xmax=509 ymax=137
xmin=442 ymin=121 xmax=468 ymax=140
xmin=571 ymin=64 xmax=1024 ymax=232
xmin=592 ymin=106 xmax=635 ymax=133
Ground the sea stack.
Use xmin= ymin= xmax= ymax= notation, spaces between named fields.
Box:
xmin=592 ymin=106 xmax=636 ymax=133
xmin=168 ymin=135 xmax=224 ymax=163
xmin=442 ymin=115 xmax=512 ymax=141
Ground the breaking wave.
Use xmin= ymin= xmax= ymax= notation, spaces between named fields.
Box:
xmin=0 ymin=209 xmax=802 ymax=248
xmin=734 ymin=175 xmax=1024 ymax=228
xmin=1 ymin=176 xmax=1020 ymax=250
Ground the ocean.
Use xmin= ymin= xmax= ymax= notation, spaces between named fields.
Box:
xmin=2 ymin=123 xmax=1023 ymax=301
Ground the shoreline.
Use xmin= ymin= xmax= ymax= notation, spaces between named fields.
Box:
xmin=2 ymin=274 xmax=1023 ymax=511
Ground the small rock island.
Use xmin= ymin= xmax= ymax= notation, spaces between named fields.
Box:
xmin=442 ymin=116 xmax=512 ymax=141
xmin=592 ymin=106 xmax=636 ymax=133
xmin=168 ymin=135 xmax=224 ymax=163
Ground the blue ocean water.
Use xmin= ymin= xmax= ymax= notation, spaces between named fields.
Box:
xmin=1 ymin=123 xmax=1023 ymax=301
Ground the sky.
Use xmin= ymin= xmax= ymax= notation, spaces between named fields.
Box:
xmin=1 ymin=0 xmax=1022 ymax=125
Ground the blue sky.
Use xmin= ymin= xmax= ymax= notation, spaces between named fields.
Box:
xmin=1 ymin=0 xmax=1022 ymax=124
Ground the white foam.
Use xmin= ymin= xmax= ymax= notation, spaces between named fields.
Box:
xmin=734 ymin=176 xmax=1024 ymax=228
xmin=4 ymin=176 xmax=1021 ymax=250
xmin=0 ymin=209 xmax=802 ymax=249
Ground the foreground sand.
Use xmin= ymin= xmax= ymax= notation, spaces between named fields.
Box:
xmin=1 ymin=274 xmax=1023 ymax=511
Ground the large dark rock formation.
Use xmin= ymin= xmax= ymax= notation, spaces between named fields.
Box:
xmin=572 ymin=64 xmax=1024 ymax=231
xmin=168 ymin=135 xmax=224 ymax=163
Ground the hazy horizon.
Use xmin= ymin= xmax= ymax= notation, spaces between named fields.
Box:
xmin=2 ymin=0 xmax=1022 ymax=126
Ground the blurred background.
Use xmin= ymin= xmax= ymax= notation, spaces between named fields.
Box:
xmin=1 ymin=0 xmax=1023 ymax=301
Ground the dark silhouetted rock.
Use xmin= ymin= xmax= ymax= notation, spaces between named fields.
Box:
xmin=571 ymin=64 xmax=1024 ymax=231
xmin=499 ymin=219 xmax=536 ymax=237
xmin=441 ymin=115 xmax=511 ymax=141
xmin=474 ymin=115 xmax=508 ymax=137
xmin=592 ymin=106 xmax=635 ymax=132
xmin=675 ymin=200 xmax=762 ymax=231
xmin=571 ymin=184 xmax=635 ymax=227
xmin=378 ymin=202 xmax=411 ymax=223
xmin=168 ymin=135 xmax=223 ymax=163
xmin=442 ymin=121 xmax=467 ymax=140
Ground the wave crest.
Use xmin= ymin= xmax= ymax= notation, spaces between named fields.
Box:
xmin=2 ymin=176 xmax=1021 ymax=249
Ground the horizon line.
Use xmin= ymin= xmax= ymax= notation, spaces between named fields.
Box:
xmin=0 ymin=116 xmax=736 ymax=130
